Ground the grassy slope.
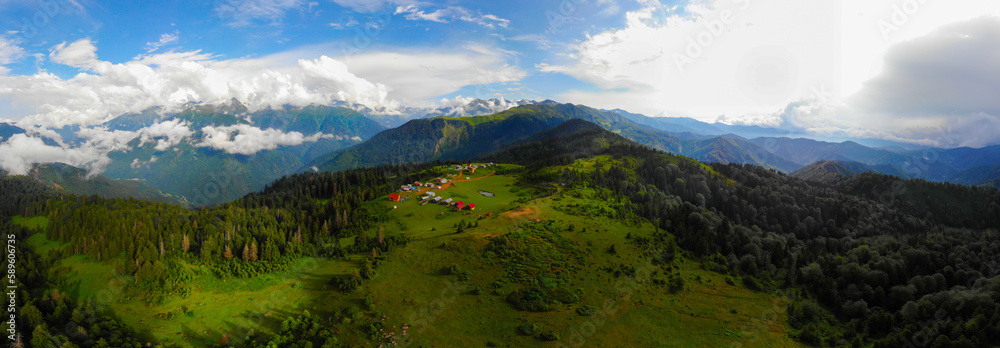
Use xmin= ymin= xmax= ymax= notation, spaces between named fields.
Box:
xmin=22 ymin=164 xmax=799 ymax=347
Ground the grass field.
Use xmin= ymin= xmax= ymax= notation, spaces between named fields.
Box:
xmin=364 ymin=183 xmax=800 ymax=347
xmin=46 ymin=253 xmax=363 ymax=347
xmin=12 ymin=215 xmax=48 ymax=231
xmin=22 ymin=165 xmax=800 ymax=347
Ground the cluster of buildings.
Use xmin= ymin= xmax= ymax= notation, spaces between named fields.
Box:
xmin=400 ymin=177 xmax=450 ymax=192
xmin=417 ymin=191 xmax=475 ymax=211
xmin=391 ymin=163 xmax=496 ymax=211
xmin=453 ymin=162 xmax=496 ymax=173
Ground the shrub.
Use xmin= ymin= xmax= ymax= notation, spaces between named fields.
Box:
xmin=576 ymin=305 xmax=597 ymax=317
xmin=517 ymin=323 xmax=543 ymax=336
xmin=507 ymin=288 xmax=555 ymax=312
xmin=539 ymin=331 xmax=561 ymax=341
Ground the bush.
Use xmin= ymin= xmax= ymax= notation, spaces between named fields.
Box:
xmin=507 ymin=288 xmax=555 ymax=312
xmin=539 ymin=331 xmax=561 ymax=341
xmin=517 ymin=323 xmax=543 ymax=336
xmin=576 ymin=305 xmax=597 ymax=316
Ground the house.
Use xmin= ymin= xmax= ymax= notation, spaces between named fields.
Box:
xmin=438 ymin=178 xmax=448 ymax=184
xmin=468 ymin=203 xmax=476 ymax=210
xmin=442 ymin=198 xmax=453 ymax=205
xmin=433 ymin=196 xmax=443 ymax=203
xmin=455 ymin=201 xmax=465 ymax=210
xmin=425 ymin=192 xmax=435 ymax=197
xmin=389 ymin=194 xmax=401 ymax=202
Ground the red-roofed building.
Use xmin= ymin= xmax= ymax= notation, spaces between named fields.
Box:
xmin=389 ymin=194 xmax=401 ymax=202
xmin=455 ymin=201 xmax=465 ymax=211
xmin=468 ymin=203 xmax=475 ymax=210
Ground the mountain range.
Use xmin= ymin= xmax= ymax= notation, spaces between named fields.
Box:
xmin=2 ymin=98 xmax=998 ymax=205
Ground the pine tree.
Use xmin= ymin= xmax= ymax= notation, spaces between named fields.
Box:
xmin=224 ymin=244 xmax=233 ymax=259
xmin=159 ymin=238 xmax=165 ymax=257
xmin=242 ymin=243 xmax=251 ymax=261
xmin=182 ymin=234 xmax=190 ymax=252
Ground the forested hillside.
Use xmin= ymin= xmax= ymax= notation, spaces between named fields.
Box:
xmin=3 ymin=119 xmax=999 ymax=347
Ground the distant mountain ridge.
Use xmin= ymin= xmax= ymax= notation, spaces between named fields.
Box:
xmin=309 ymin=102 xmax=800 ymax=173
xmin=27 ymin=163 xmax=181 ymax=205
xmin=334 ymin=97 xmax=536 ymax=128
xmin=790 ymin=160 xmax=910 ymax=185
xmin=95 ymin=100 xmax=385 ymax=205
xmin=947 ymin=166 xmax=1000 ymax=189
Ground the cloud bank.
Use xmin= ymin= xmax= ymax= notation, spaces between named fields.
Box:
xmin=1 ymin=38 xmax=400 ymax=129
xmin=195 ymin=124 xmax=355 ymax=155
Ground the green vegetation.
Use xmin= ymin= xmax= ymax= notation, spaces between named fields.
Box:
xmin=12 ymin=215 xmax=48 ymax=230
xmin=3 ymin=118 xmax=999 ymax=347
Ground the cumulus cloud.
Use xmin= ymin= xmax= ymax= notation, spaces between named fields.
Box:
xmin=50 ymin=39 xmax=99 ymax=69
xmin=394 ymin=5 xmax=509 ymax=28
xmin=138 ymin=119 xmax=195 ymax=151
xmin=0 ymin=134 xmax=106 ymax=175
xmin=1 ymin=39 xmax=401 ymax=129
xmin=338 ymin=45 xmax=525 ymax=102
xmin=76 ymin=127 xmax=140 ymax=153
xmin=539 ymin=0 xmax=843 ymax=118
xmin=849 ymin=17 xmax=1000 ymax=117
xmin=542 ymin=0 xmax=1000 ymax=124
xmin=195 ymin=124 xmax=350 ymax=155
xmin=130 ymin=156 xmax=158 ymax=169
xmin=761 ymin=16 xmax=1000 ymax=148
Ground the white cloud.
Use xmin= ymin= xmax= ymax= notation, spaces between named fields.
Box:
xmin=145 ymin=31 xmax=180 ymax=53
xmin=849 ymin=16 xmax=1000 ymax=117
xmin=0 ymin=134 xmax=107 ymax=176
xmin=1 ymin=39 xmax=401 ymax=129
xmin=76 ymin=127 xmax=140 ymax=153
xmin=338 ymin=45 xmax=525 ymax=102
xmin=139 ymin=119 xmax=194 ymax=151
xmin=0 ymin=36 xmax=25 ymax=75
xmin=215 ymin=0 xmax=308 ymax=27
xmin=331 ymin=0 xmax=394 ymax=13
xmin=130 ymin=156 xmax=157 ymax=169
xmin=542 ymin=0 xmax=1000 ymax=126
xmin=49 ymin=38 xmax=99 ymax=69
xmin=394 ymin=4 xmax=509 ymax=28
xmin=195 ymin=124 xmax=340 ymax=155
xmin=328 ymin=18 xmax=360 ymax=29
xmin=772 ymin=16 xmax=1000 ymax=148
xmin=596 ymin=0 xmax=621 ymax=17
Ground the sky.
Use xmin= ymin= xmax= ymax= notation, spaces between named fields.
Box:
xmin=1 ymin=0 xmax=1000 ymax=149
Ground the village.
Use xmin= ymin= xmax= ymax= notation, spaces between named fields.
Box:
xmin=388 ymin=162 xmax=498 ymax=216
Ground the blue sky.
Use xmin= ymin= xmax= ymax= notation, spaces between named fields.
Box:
xmin=2 ymin=0 xmax=1000 ymax=148
xmin=1 ymin=0 xmax=646 ymax=100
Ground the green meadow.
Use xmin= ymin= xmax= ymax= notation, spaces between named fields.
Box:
xmin=20 ymin=164 xmax=800 ymax=347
